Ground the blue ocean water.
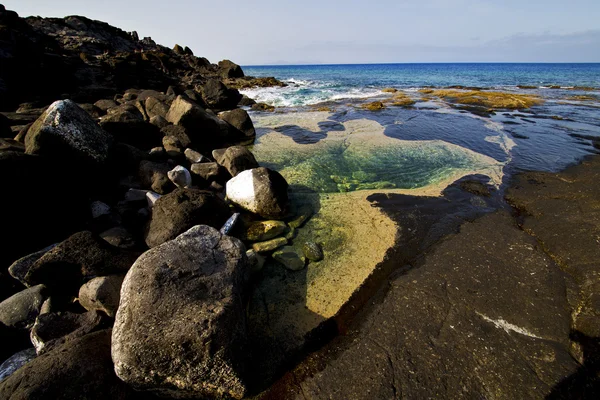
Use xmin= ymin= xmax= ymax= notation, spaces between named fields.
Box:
xmin=242 ymin=63 xmax=600 ymax=106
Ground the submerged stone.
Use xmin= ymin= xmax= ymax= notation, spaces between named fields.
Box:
xmin=272 ymin=246 xmax=306 ymax=271
xmin=302 ymin=242 xmax=324 ymax=262
xmin=252 ymin=237 xmax=288 ymax=253
xmin=245 ymin=220 xmax=287 ymax=242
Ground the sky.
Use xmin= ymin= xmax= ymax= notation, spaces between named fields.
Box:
xmin=4 ymin=0 xmax=600 ymax=65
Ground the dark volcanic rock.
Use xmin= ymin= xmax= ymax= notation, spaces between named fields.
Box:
xmin=0 ymin=152 xmax=88 ymax=290
xmin=0 ymin=285 xmax=47 ymax=330
xmin=0 ymin=113 xmax=12 ymax=137
xmin=23 ymin=231 xmax=139 ymax=293
xmin=8 ymin=244 xmax=57 ymax=284
xmin=200 ymin=79 xmax=242 ymax=112
xmin=190 ymin=162 xmax=227 ymax=183
xmin=99 ymin=105 xmax=162 ymax=150
xmin=112 ymin=225 xmax=248 ymax=399
xmin=139 ymin=160 xmax=175 ymax=194
xmin=165 ymin=95 xmax=230 ymax=150
xmin=30 ymin=310 xmax=106 ymax=354
xmin=218 ymin=59 xmax=244 ymax=79
xmin=25 ymin=100 xmax=113 ymax=168
xmin=271 ymin=212 xmax=576 ymax=399
xmin=0 ymin=330 xmax=133 ymax=399
xmin=218 ymin=108 xmax=256 ymax=144
xmin=226 ymin=167 xmax=289 ymax=218
xmin=144 ymin=188 xmax=231 ymax=247
xmin=212 ymin=145 xmax=259 ymax=177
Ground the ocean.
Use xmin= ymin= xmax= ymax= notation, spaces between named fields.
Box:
xmin=242 ymin=63 xmax=600 ymax=107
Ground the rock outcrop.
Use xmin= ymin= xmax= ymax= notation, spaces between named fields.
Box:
xmin=112 ymin=225 xmax=248 ymax=399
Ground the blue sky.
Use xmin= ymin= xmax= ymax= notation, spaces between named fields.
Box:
xmin=5 ymin=0 xmax=600 ymax=65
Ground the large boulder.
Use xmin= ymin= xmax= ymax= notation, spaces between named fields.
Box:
xmin=212 ymin=146 xmax=259 ymax=177
xmin=23 ymin=231 xmax=139 ymax=293
xmin=0 ymin=285 xmax=47 ymax=330
xmin=144 ymin=188 xmax=231 ymax=247
xmin=226 ymin=167 xmax=289 ymax=219
xmin=200 ymin=79 xmax=242 ymax=112
xmin=25 ymin=100 xmax=113 ymax=167
xmin=165 ymin=95 xmax=231 ymax=150
xmin=112 ymin=225 xmax=248 ymax=399
xmin=0 ymin=330 xmax=133 ymax=399
xmin=218 ymin=108 xmax=256 ymax=144
xmin=218 ymin=60 xmax=244 ymax=79
xmin=145 ymin=96 xmax=170 ymax=119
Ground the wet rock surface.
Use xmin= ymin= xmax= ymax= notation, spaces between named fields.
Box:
xmin=261 ymin=157 xmax=600 ymax=399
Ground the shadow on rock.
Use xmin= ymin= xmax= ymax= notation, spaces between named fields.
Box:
xmin=546 ymin=331 xmax=600 ymax=399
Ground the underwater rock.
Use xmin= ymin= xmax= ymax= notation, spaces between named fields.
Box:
xmin=252 ymin=237 xmax=288 ymax=253
xmin=302 ymin=242 xmax=324 ymax=262
xmin=245 ymin=220 xmax=287 ymax=242
xmin=272 ymin=246 xmax=306 ymax=271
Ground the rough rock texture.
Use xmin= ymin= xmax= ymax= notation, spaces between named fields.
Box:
xmin=190 ymin=162 xmax=225 ymax=182
xmin=8 ymin=244 xmax=57 ymax=284
xmin=112 ymin=225 xmax=248 ymax=399
xmin=226 ymin=167 xmax=289 ymax=218
xmin=25 ymin=100 xmax=113 ymax=167
xmin=0 ymin=6 xmax=283 ymax=110
xmin=139 ymin=160 xmax=175 ymax=194
xmin=218 ymin=108 xmax=256 ymax=143
xmin=212 ymin=146 xmax=259 ymax=177
xmin=78 ymin=275 xmax=124 ymax=317
xmin=218 ymin=60 xmax=244 ymax=79
xmin=0 ymin=330 xmax=133 ymax=399
xmin=200 ymin=79 xmax=242 ymax=111
xmin=144 ymin=188 xmax=232 ymax=247
xmin=0 ymin=285 xmax=47 ymax=329
xmin=270 ymin=212 xmax=577 ymax=399
xmin=23 ymin=231 xmax=139 ymax=293
xmin=165 ymin=95 xmax=230 ymax=150
xmin=30 ymin=310 xmax=106 ymax=354
xmin=302 ymin=242 xmax=324 ymax=262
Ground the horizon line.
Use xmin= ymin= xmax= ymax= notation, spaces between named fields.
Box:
xmin=243 ymin=61 xmax=600 ymax=68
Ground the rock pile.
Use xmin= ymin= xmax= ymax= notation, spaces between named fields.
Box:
xmin=0 ymin=4 xmax=303 ymax=398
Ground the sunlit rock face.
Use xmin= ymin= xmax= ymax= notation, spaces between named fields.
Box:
xmin=246 ymin=111 xmax=505 ymax=381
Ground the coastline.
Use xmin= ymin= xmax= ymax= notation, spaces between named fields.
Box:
xmin=259 ymin=152 xmax=600 ymax=399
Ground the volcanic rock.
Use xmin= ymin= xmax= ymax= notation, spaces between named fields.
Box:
xmin=144 ymin=188 xmax=231 ymax=247
xmin=112 ymin=225 xmax=248 ymax=399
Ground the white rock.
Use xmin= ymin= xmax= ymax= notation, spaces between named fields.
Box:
xmin=146 ymin=191 xmax=161 ymax=208
xmin=167 ymin=165 xmax=192 ymax=188
xmin=184 ymin=148 xmax=206 ymax=163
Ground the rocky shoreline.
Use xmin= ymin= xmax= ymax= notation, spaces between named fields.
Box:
xmin=0 ymin=5 xmax=317 ymax=399
xmin=2 ymin=4 xmax=600 ymax=400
